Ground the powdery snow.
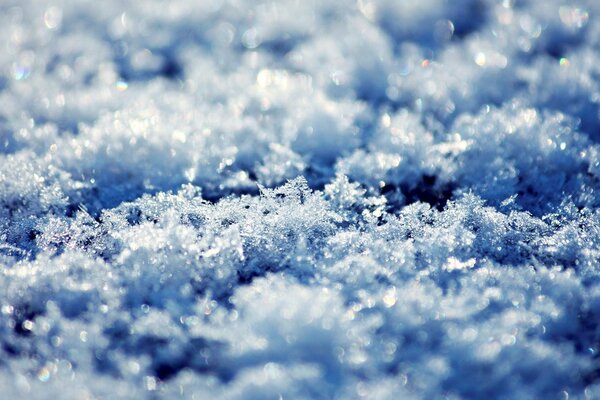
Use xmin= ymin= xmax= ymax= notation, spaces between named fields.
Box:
xmin=1 ymin=0 xmax=600 ymax=398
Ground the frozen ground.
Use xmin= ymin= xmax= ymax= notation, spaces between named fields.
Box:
xmin=1 ymin=0 xmax=600 ymax=398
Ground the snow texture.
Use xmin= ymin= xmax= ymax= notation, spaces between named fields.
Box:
xmin=1 ymin=0 xmax=600 ymax=398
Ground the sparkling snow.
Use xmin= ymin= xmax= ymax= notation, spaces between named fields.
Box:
xmin=2 ymin=0 xmax=600 ymax=398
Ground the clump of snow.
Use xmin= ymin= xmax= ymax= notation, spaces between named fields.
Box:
xmin=2 ymin=0 xmax=600 ymax=399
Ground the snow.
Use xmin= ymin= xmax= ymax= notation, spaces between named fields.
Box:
xmin=2 ymin=0 xmax=600 ymax=398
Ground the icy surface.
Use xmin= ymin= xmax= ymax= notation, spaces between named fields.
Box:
xmin=2 ymin=0 xmax=600 ymax=398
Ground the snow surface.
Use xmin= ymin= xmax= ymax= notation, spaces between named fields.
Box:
xmin=1 ymin=0 xmax=600 ymax=398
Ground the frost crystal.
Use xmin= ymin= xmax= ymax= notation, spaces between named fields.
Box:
xmin=2 ymin=0 xmax=600 ymax=398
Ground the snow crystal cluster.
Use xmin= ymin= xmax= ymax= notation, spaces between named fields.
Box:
xmin=2 ymin=0 xmax=600 ymax=398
